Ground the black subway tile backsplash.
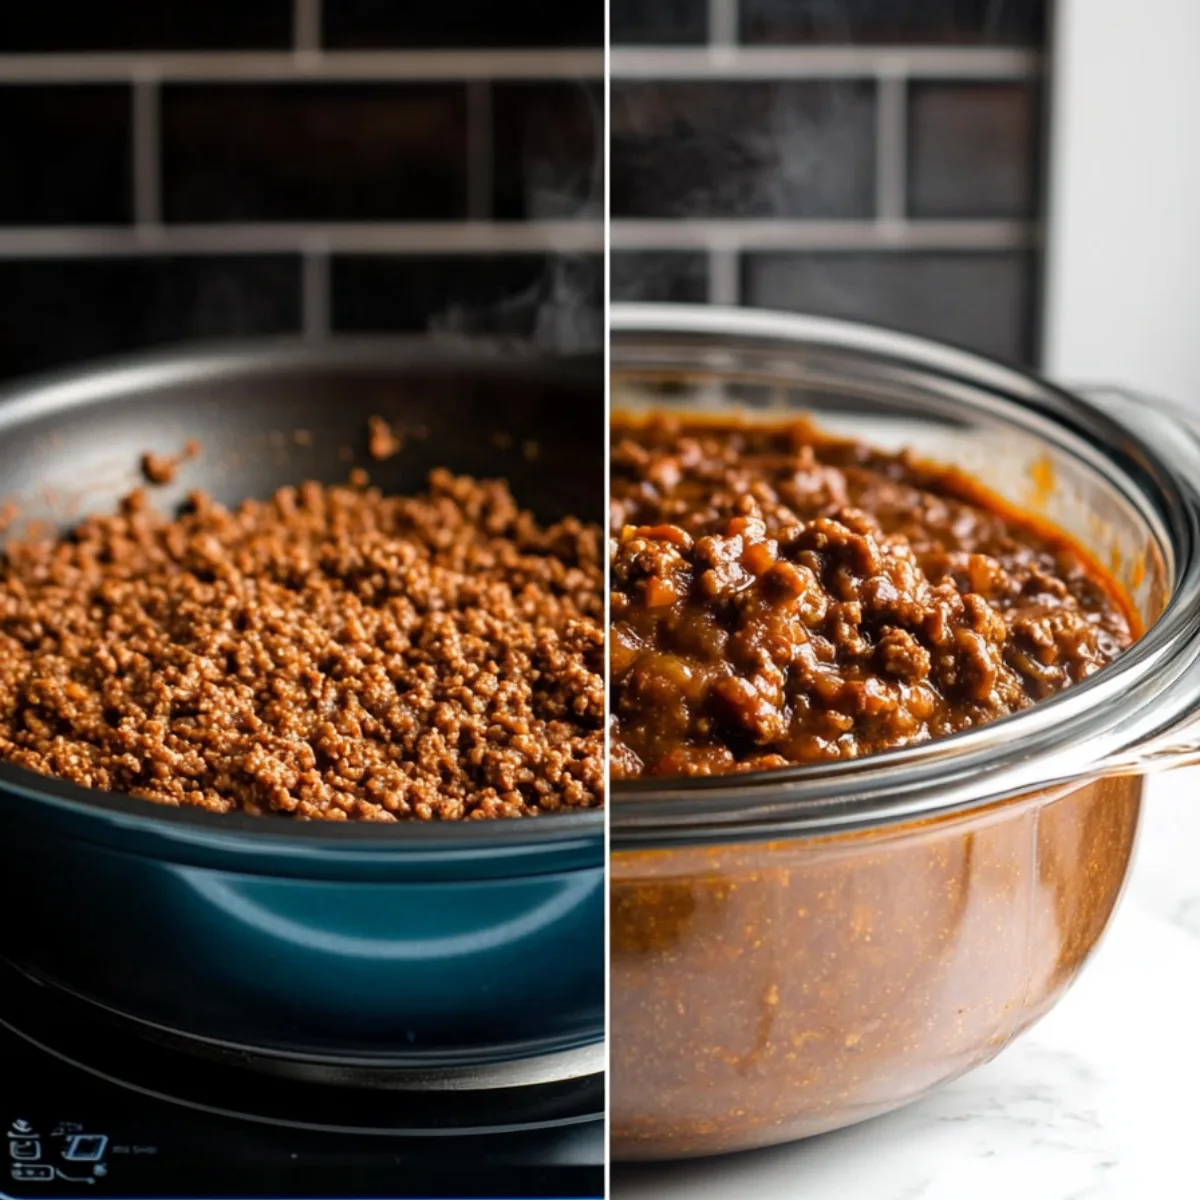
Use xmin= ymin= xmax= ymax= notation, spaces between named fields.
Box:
xmin=611 ymin=0 xmax=708 ymax=45
xmin=612 ymin=81 xmax=876 ymax=219
xmin=332 ymin=253 xmax=603 ymax=350
xmin=908 ymin=82 xmax=1039 ymax=220
xmin=324 ymin=0 xmax=603 ymax=48
xmin=0 ymin=3 xmax=292 ymax=52
xmin=741 ymin=0 xmax=1046 ymax=46
xmin=0 ymin=1 xmax=1046 ymax=379
xmin=0 ymin=7 xmax=609 ymax=382
xmin=611 ymin=251 xmax=710 ymax=304
xmin=333 ymin=253 xmax=546 ymax=332
xmin=162 ymin=84 xmax=469 ymax=223
xmin=0 ymin=86 xmax=131 ymax=226
xmin=611 ymin=3 xmax=1046 ymax=366
xmin=492 ymin=82 xmax=603 ymax=221
xmin=743 ymin=251 xmax=1034 ymax=362
xmin=0 ymin=256 xmax=301 ymax=381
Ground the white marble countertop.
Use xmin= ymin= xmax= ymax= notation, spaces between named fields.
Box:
xmin=613 ymin=773 xmax=1200 ymax=1200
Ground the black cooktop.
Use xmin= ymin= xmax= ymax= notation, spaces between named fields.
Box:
xmin=0 ymin=962 xmax=604 ymax=1199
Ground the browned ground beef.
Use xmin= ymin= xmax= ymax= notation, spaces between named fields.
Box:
xmin=367 ymin=415 xmax=402 ymax=462
xmin=610 ymin=416 xmax=1135 ymax=779
xmin=140 ymin=440 xmax=199 ymax=485
xmin=0 ymin=470 xmax=604 ymax=820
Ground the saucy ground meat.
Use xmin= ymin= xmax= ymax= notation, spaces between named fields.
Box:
xmin=611 ymin=415 xmax=1135 ymax=778
xmin=0 ymin=469 xmax=604 ymax=820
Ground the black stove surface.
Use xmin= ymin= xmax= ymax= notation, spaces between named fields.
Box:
xmin=0 ymin=963 xmax=603 ymax=1199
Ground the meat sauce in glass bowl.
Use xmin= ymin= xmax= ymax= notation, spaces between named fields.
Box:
xmin=611 ymin=415 xmax=1134 ymax=780
xmin=609 ymin=305 xmax=1200 ymax=1160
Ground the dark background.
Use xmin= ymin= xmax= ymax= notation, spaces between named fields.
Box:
xmin=611 ymin=0 xmax=1048 ymax=365
xmin=0 ymin=2 xmax=603 ymax=382
xmin=0 ymin=2 xmax=1049 ymax=378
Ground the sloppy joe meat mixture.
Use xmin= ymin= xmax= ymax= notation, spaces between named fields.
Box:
xmin=0 ymin=470 xmax=604 ymax=820
xmin=610 ymin=415 xmax=1135 ymax=779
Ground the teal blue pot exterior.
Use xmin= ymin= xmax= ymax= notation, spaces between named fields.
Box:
xmin=0 ymin=767 xmax=604 ymax=1064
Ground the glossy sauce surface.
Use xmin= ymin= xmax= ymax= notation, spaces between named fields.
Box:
xmin=611 ymin=415 xmax=1137 ymax=779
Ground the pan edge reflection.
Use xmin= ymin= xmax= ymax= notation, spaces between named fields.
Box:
xmin=180 ymin=869 xmax=599 ymax=961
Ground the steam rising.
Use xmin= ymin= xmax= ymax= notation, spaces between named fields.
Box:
xmin=430 ymin=80 xmax=603 ymax=356
xmin=611 ymin=80 xmax=873 ymax=220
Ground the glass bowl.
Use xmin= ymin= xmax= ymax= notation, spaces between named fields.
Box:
xmin=609 ymin=304 xmax=1200 ymax=1160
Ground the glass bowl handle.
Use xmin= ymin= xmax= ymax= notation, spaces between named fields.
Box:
xmin=1075 ymin=384 xmax=1200 ymax=433
xmin=1076 ymin=385 xmax=1200 ymax=778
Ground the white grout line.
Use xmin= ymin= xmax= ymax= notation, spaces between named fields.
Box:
xmin=709 ymin=0 xmax=738 ymax=47
xmin=611 ymin=219 xmax=1036 ymax=252
xmin=301 ymin=245 xmax=330 ymax=337
xmin=294 ymin=0 xmax=322 ymax=53
xmin=707 ymin=246 xmax=740 ymax=304
xmin=0 ymin=50 xmax=605 ymax=83
xmin=466 ymin=81 xmax=493 ymax=221
xmin=610 ymin=46 xmax=1040 ymax=79
xmin=0 ymin=222 xmax=606 ymax=258
xmin=0 ymin=221 xmax=1029 ymax=259
xmin=875 ymin=69 xmax=908 ymax=223
xmin=131 ymin=72 xmax=161 ymax=226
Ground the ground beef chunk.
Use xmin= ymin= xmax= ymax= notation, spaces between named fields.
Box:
xmin=367 ymin=416 xmax=402 ymax=462
xmin=610 ymin=416 xmax=1135 ymax=778
xmin=0 ymin=469 xmax=604 ymax=820
xmin=140 ymin=440 xmax=199 ymax=485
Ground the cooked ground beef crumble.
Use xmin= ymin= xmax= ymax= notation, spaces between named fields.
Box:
xmin=0 ymin=469 xmax=604 ymax=820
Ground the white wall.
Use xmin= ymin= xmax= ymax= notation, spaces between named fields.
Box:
xmin=1042 ymin=0 xmax=1200 ymax=405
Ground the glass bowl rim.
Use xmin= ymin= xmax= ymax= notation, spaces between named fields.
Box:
xmin=610 ymin=303 xmax=1200 ymax=847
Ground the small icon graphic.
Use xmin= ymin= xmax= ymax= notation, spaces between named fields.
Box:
xmin=9 ymin=1139 xmax=41 ymax=1161
xmin=54 ymin=1168 xmax=96 ymax=1184
xmin=94 ymin=1164 xmax=107 ymax=1177
xmin=63 ymin=1134 xmax=107 ymax=1163
xmin=10 ymin=1163 xmax=54 ymax=1182
xmin=8 ymin=1120 xmax=35 ymax=1137
xmin=50 ymin=1122 xmax=82 ymax=1138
